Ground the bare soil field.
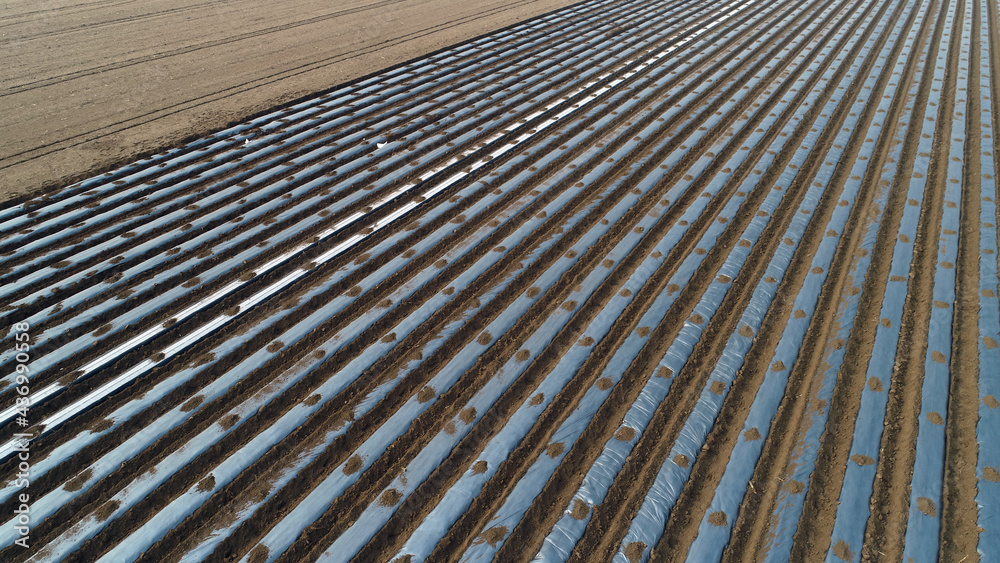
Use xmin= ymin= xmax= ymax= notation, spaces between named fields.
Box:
xmin=0 ymin=0 xmax=578 ymax=202
xmin=0 ymin=0 xmax=998 ymax=561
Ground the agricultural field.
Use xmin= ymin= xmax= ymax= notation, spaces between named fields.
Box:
xmin=0 ymin=0 xmax=579 ymax=199
xmin=0 ymin=0 xmax=998 ymax=560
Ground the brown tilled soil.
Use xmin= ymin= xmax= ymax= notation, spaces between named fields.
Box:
xmin=0 ymin=0 xmax=577 ymax=201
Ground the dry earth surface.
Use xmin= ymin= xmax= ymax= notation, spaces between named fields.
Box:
xmin=0 ymin=0 xmax=578 ymax=202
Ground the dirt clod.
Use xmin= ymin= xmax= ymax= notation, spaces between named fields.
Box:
xmin=95 ymin=500 xmax=121 ymax=522
xmin=570 ymin=499 xmax=590 ymax=520
xmin=624 ymin=541 xmax=647 ymax=563
xmin=196 ymin=474 xmax=216 ymax=493
xmin=708 ymin=511 xmax=727 ymax=527
xmin=65 ymin=468 xmax=94 ymax=492
xmin=479 ymin=526 xmax=508 ymax=548
xmin=460 ymin=407 xmax=477 ymax=424
xmin=90 ymin=418 xmax=114 ymax=433
xmin=833 ymin=540 xmax=853 ymax=561
xmin=417 ymin=386 xmax=436 ymax=403
xmin=615 ymin=427 xmax=636 ymax=442
xmin=181 ymin=395 xmax=204 ymax=412
xmin=379 ymin=489 xmax=403 ymax=507
xmin=218 ymin=413 xmax=240 ymax=430
xmin=851 ymin=454 xmax=875 ymax=466
xmin=246 ymin=545 xmax=269 ymax=563
xmin=344 ymin=455 xmax=364 ymax=475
